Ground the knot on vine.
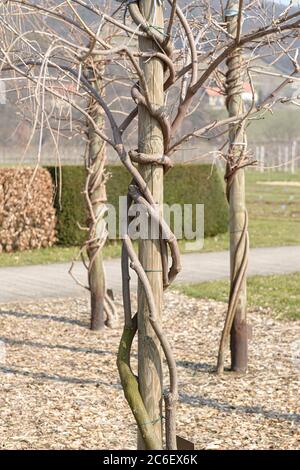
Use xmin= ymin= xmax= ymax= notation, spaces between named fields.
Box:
xmin=129 ymin=150 xmax=173 ymax=172
xmin=224 ymin=150 xmax=256 ymax=202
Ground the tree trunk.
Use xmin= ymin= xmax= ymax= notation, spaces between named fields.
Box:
xmin=137 ymin=0 xmax=164 ymax=449
xmin=229 ymin=170 xmax=248 ymax=371
xmin=226 ymin=1 xmax=249 ymax=372
xmin=87 ymin=67 xmax=107 ymax=331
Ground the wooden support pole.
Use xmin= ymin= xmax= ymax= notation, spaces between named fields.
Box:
xmin=137 ymin=0 xmax=164 ymax=449
xmin=87 ymin=65 xmax=107 ymax=331
xmin=225 ymin=0 xmax=249 ymax=372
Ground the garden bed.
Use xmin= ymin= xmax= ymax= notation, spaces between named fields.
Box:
xmin=0 ymin=292 xmax=299 ymax=449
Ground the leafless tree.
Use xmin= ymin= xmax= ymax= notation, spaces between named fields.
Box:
xmin=0 ymin=0 xmax=120 ymax=329
xmin=1 ymin=0 xmax=300 ymax=450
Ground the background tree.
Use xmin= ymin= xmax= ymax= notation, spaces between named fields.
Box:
xmin=1 ymin=0 xmax=117 ymax=330
xmin=217 ymin=0 xmax=250 ymax=373
xmin=85 ymin=59 xmax=112 ymax=330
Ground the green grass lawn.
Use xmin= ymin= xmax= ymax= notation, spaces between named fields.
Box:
xmin=0 ymin=170 xmax=299 ymax=267
xmin=178 ymin=171 xmax=300 ymax=321
xmin=176 ymin=272 xmax=300 ymax=320
xmin=198 ymin=170 xmax=300 ymax=253
xmin=0 ymin=243 xmax=121 ymax=268
xmin=246 ymin=171 xmax=300 ymax=246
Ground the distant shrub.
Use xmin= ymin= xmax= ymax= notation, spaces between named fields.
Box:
xmin=48 ymin=164 xmax=228 ymax=246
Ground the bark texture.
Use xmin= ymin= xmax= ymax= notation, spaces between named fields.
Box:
xmin=137 ymin=0 xmax=165 ymax=449
xmin=87 ymin=66 xmax=108 ymax=331
xmin=217 ymin=0 xmax=249 ymax=373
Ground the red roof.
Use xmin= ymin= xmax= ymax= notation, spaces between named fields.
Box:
xmin=50 ymin=82 xmax=77 ymax=93
xmin=206 ymin=83 xmax=251 ymax=96
xmin=206 ymin=87 xmax=224 ymax=97
xmin=243 ymin=82 xmax=252 ymax=93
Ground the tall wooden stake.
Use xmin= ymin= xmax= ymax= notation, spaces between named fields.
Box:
xmin=87 ymin=65 xmax=107 ymax=331
xmin=137 ymin=0 xmax=164 ymax=448
xmin=226 ymin=0 xmax=249 ymax=372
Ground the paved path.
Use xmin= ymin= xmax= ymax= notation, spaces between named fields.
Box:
xmin=0 ymin=245 xmax=299 ymax=303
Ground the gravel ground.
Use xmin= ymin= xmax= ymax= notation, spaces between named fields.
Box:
xmin=0 ymin=291 xmax=299 ymax=450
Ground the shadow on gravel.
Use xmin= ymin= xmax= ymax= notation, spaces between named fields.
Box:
xmin=179 ymin=392 xmax=300 ymax=423
xmin=0 ymin=336 xmax=114 ymax=357
xmin=0 ymin=310 xmax=88 ymax=327
xmin=0 ymin=365 xmax=122 ymax=389
xmin=177 ymin=360 xmax=214 ymax=372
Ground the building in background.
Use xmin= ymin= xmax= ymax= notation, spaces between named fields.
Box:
xmin=205 ymin=83 xmax=258 ymax=109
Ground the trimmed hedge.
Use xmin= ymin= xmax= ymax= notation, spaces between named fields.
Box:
xmin=48 ymin=166 xmax=87 ymax=246
xmin=48 ymin=165 xmax=228 ymax=246
xmin=165 ymin=165 xmax=228 ymax=238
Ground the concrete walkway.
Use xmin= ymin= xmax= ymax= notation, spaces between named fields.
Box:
xmin=0 ymin=245 xmax=299 ymax=303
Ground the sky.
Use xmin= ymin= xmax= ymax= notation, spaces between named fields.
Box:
xmin=278 ymin=0 xmax=299 ymax=4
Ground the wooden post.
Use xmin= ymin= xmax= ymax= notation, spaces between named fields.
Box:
xmin=279 ymin=145 xmax=281 ymax=172
xmin=137 ymin=0 xmax=164 ymax=449
xmin=291 ymin=140 xmax=296 ymax=174
xmin=225 ymin=1 xmax=249 ymax=372
xmin=87 ymin=65 xmax=107 ymax=331
xmin=285 ymin=145 xmax=289 ymax=173
xmin=260 ymin=145 xmax=264 ymax=173
xmin=256 ymin=147 xmax=258 ymax=171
